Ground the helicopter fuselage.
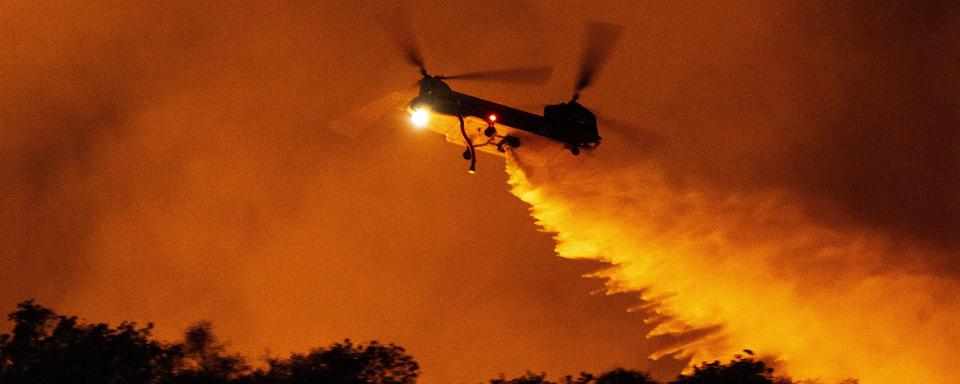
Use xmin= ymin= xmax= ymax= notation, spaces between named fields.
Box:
xmin=409 ymin=77 xmax=601 ymax=153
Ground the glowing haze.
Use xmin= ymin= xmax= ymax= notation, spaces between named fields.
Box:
xmin=506 ymin=137 xmax=958 ymax=382
xmin=0 ymin=2 xmax=678 ymax=382
xmin=502 ymin=2 xmax=960 ymax=382
xmin=2 ymin=1 xmax=958 ymax=383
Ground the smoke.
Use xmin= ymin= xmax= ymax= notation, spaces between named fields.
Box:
xmin=503 ymin=2 xmax=960 ymax=382
xmin=2 ymin=1 xmax=959 ymax=383
xmin=507 ymin=143 xmax=960 ymax=382
xmin=1 ymin=2 xmax=685 ymax=382
xmin=508 ymin=136 xmax=960 ymax=383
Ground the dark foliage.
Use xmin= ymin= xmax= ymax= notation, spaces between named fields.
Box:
xmin=0 ymin=301 xmax=419 ymax=384
xmin=668 ymin=350 xmax=791 ymax=384
xmin=172 ymin=321 xmax=249 ymax=383
xmin=0 ymin=300 xmax=177 ymax=384
xmin=254 ymin=339 xmax=419 ymax=384
xmin=1 ymin=301 xmax=813 ymax=384
xmin=490 ymin=368 xmax=657 ymax=384
xmin=596 ymin=368 xmax=658 ymax=384
xmin=489 ymin=371 xmax=555 ymax=384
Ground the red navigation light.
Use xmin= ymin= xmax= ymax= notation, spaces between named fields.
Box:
xmin=488 ymin=114 xmax=497 ymax=122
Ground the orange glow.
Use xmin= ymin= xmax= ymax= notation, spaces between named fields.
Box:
xmin=505 ymin=145 xmax=960 ymax=384
xmin=2 ymin=2 xmax=957 ymax=384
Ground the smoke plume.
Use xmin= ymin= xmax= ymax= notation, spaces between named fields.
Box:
xmin=504 ymin=2 xmax=960 ymax=381
xmin=2 ymin=1 xmax=959 ymax=383
xmin=506 ymin=141 xmax=959 ymax=382
xmin=1 ymin=2 xmax=684 ymax=382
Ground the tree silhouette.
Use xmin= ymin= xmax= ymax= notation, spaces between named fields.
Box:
xmin=0 ymin=301 xmax=420 ymax=384
xmin=489 ymin=371 xmax=555 ymax=384
xmin=668 ymin=350 xmax=790 ymax=384
xmin=0 ymin=300 xmax=176 ymax=384
xmin=1 ymin=300 xmax=817 ymax=384
xmin=256 ymin=339 xmax=420 ymax=384
xmin=172 ymin=321 xmax=249 ymax=383
xmin=596 ymin=368 xmax=657 ymax=384
xmin=492 ymin=369 xmax=656 ymax=384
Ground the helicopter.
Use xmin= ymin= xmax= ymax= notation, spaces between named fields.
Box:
xmin=332 ymin=12 xmax=623 ymax=174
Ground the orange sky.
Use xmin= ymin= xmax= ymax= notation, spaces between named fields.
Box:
xmin=1 ymin=1 xmax=958 ymax=383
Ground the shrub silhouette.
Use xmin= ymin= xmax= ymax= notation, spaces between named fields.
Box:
xmin=668 ymin=350 xmax=791 ymax=384
xmin=488 ymin=371 xmax=554 ymax=384
xmin=1 ymin=300 xmax=818 ymax=384
xmin=256 ymin=339 xmax=419 ymax=384
xmin=0 ymin=301 xmax=418 ymax=384
xmin=0 ymin=300 xmax=176 ymax=384
xmin=490 ymin=368 xmax=656 ymax=384
xmin=173 ymin=321 xmax=249 ymax=383
xmin=596 ymin=368 xmax=657 ymax=384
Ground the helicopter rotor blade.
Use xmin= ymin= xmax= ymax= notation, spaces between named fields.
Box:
xmin=573 ymin=21 xmax=623 ymax=98
xmin=594 ymin=110 xmax=664 ymax=157
xmin=441 ymin=66 xmax=554 ymax=85
xmin=379 ymin=6 xmax=426 ymax=71
xmin=327 ymin=89 xmax=416 ymax=138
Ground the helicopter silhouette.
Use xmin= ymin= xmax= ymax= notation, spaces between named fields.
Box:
xmin=333 ymin=10 xmax=623 ymax=174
